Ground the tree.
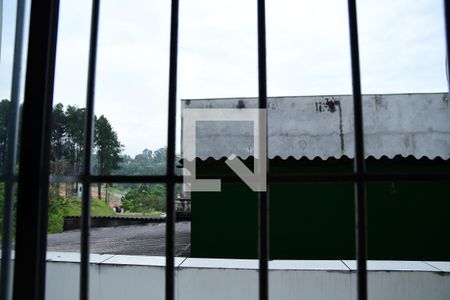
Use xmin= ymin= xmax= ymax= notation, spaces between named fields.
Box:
xmin=49 ymin=104 xmax=123 ymax=198
xmin=51 ymin=104 xmax=86 ymax=196
xmin=121 ymin=184 xmax=166 ymax=213
xmin=0 ymin=100 xmax=10 ymax=173
xmin=50 ymin=104 xmax=85 ymax=176
xmin=115 ymin=147 xmax=181 ymax=176
xmin=94 ymin=115 xmax=123 ymax=199
xmin=50 ymin=103 xmax=68 ymax=192
xmin=64 ymin=105 xmax=85 ymax=175
xmin=50 ymin=103 xmax=66 ymax=162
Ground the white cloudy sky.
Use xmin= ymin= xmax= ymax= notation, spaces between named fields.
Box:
xmin=0 ymin=0 xmax=447 ymax=156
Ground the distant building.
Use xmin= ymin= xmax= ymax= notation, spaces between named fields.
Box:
xmin=182 ymin=93 xmax=450 ymax=260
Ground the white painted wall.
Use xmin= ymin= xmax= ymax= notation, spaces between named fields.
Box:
xmin=181 ymin=93 xmax=450 ymax=159
xmin=43 ymin=252 xmax=450 ymax=300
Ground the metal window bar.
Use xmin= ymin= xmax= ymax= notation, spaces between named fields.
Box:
xmin=347 ymin=0 xmax=368 ymax=299
xmin=6 ymin=1 xmax=450 ymax=300
xmin=12 ymin=0 xmax=60 ymax=299
xmin=445 ymin=0 xmax=450 ymax=91
xmin=257 ymin=0 xmax=269 ymax=300
xmin=79 ymin=0 xmax=100 ymax=299
xmin=165 ymin=0 xmax=179 ymax=299
xmin=0 ymin=0 xmax=3 ymax=60
xmin=48 ymin=172 xmax=450 ymax=185
xmin=0 ymin=0 xmax=26 ymax=299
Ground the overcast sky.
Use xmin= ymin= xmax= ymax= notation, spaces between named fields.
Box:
xmin=0 ymin=0 xmax=447 ymax=156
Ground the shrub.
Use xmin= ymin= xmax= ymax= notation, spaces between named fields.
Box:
xmin=122 ymin=184 xmax=166 ymax=213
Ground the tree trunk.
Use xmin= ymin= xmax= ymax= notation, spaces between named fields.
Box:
xmin=97 ymin=183 xmax=102 ymax=199
xmin=65 ymin=182 xmax=69 ymax=198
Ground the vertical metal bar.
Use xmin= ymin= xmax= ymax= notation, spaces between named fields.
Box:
xmin=445 ymin=0 xmax=450 ymax=91
xmin=166 ymin=0 xmax=179 ymax=299
xmin=0 ymin=0 xmax=26 ymax=298
xmin=257 ymin=0 xmax=269 ymax=299
xmin=0 ymin=0 xmax=3 ymax=61
xmin=80 ymin=0 xmax=100 ymax=299
xmin=12 ymin=0 xmax=60 ymax=299
xmin=347 ymin=1 xmax=368 ymax=300
xmin=165 ymin=182 xmax=176 ymax=300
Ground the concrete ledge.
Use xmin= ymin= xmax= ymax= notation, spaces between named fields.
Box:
xmin=63 ymin=216 xmax=165 ymax=230
xmin=43 ymin=252 xmax=450 ymax=272
xmin=342 ymin=260 xmax=443 ymax=272
xmin=40 ymin=252 xmax=450 ymax=300
xmin=63 ymin=214 xmax=190 ymax=230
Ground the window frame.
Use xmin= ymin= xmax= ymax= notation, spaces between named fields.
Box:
xmin=3 ymin=1 xmax=450 ymax=300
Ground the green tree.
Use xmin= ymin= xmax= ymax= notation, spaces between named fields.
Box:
xmin=121 ymin=184 xmax=166 ymax=213
xmin=0 ymin=100 xmax=10 ymax=173
xmin=50 ymin=104 xmax=86 ymax=176
xmin=116 ymin=147 xmax=181 ymax=176
xmin=50 ymin=103 xmax=66 ymax=162
xmin=0 ymin=183 xmax=5 ymax=234
xmin=94 ymin=115 xmax=123 ymax=199
xmin=64 ymin=105 xmax=85 ymax=175
xmin=49 ymin=104 xmax=123 ymax=198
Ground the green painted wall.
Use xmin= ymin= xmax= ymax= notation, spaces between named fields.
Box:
xmin=191 ymin=157 xmax=450 ymax=260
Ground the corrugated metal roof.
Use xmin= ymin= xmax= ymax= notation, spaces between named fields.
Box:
xmin=181 ymin=93 xmax=450 ymax=159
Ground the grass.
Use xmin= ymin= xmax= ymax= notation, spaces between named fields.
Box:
xmin=91 ymin=198 xmax=116 ymax=216
xmin=61 ymin=197 xmax=116 ymax=216
xmin=47 ymin=196 xmax=164 ymax=234
xmin=48 ymin=197 xmax=115 ymax=233
xmin=120 ymin=210 xmax=164 ymax=217
xmin=62 ymin=198 xmax=162 ymax=217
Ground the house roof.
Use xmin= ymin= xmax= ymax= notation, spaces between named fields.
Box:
xmin=181 ymin=93 xmax=450 ymax=160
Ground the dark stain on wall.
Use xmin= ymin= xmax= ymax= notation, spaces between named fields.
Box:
xmin=315 ymin=97 xmax=340 ymax=113
xmin=236 ymin=99 xmax=246 ymax=109
xmin=315 ymin=97 xmax=344 ymax=153
xmin=443 ymin=94 xmax=448 ymax=106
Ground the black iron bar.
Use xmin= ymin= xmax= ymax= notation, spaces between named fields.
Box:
xmin=0 ymin=175 xmax=17 ymax=182
xmin=445 ymin=0 xmax=450 ymax=91
xmin=257 ymin=0 xmax=269 ymax=299
xmin=165 ymin=182 xmax=176 ymax=300
xmin=12 ymin=0 xmax=60 ymax=299
xmin=48 ymin=173 xmax=450 ymax=184
xmin=0 ymin=0 xmax=3 ymax=57
xmin=0 ymin=0 xmax=25 ymax=298
xmin=166 ymin=0 xmax=179 ymax=299
xmin=347 ymin=0 xmax=368 ymax=300
xmin=80 ymin=0 xmax=100 ymax=299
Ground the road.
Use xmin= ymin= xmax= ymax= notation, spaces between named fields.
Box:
xmin=47 ymin=221 xmax=190 ymax=256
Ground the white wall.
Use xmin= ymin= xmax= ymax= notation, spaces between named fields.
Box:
xmin=182 ymin=93 xmax=450 ymax=159
xmin=44 ymin=252 xmax=450 ymax=300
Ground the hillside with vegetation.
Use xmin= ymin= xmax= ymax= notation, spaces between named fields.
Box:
xmin=0 ymin=100 xmax=178 ymax=234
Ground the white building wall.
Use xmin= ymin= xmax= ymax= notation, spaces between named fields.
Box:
xmin=43 ymin=252 xmax=450 ymax=300
xmin=181 ymin=93 xmax=450 ymax=159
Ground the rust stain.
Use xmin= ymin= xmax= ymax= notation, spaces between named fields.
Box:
xmin=337 ymin=98 xmax=344 ymax=154
xmin=374 ymin=94 xmax=387 ymax=111
xmin=236 ymin=99 xmax=245 ymax=109
xmin=314 ymin=97 xmax=344 ymax=153
xmin=315 ymin=97 xmax=339 ymax=113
